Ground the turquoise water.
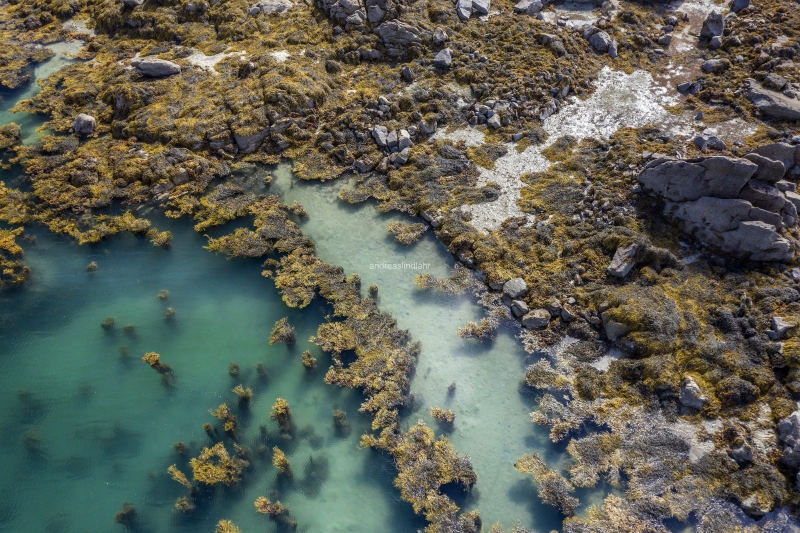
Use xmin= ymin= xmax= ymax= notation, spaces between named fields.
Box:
xmin=0 ymin=43 xmax=576 ymax=533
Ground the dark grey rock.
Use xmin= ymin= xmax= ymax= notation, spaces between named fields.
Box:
xmin=607 ymin=244 xmax=637 ymax=278
xmin=456 ymin=0 xmax=472 ymax=20
xmin=701 ymin=11 xmax=724 ymax=38
xmin=72 ymin=113 xmax=96 ymax=135
xmin=744 ymin=153 xmax=786 ymax=183
xmin=764 ymin=73 xmax=788 ymax=92
xmin=679 ymin=376 xmax=706 ymax=409
xmin=131 ymin=57 xmax=181 ymax=77
xmin=433 ymin=27 xmax=448 ymax=45
xmin=732 ymin=0 xmax=750 ymax=12
xmin=372 ymin=125 xmax=388 ymax=147
xmin=522 ymin=309 xmax=550 ymax=329
xmin=778 ymin=411 xmax=800 ymax=467
xmin=401 ymin=66 xmax=414 ymax=82
xmin=503 ymin=277 xmax=527 ymax=299
xmin=472 ymin=0 xmax=490 ymax=15
xmin=374 ymin=21 xmax=422 ymax=48
xmin=602 ymin=315 xmax=628 ymax=341
xmin=702 ymin=58 xmax=729 ymax=74
xmin=433 ymin=48 xmax=452 ymax=69
xmin=746 ymin=81 xmax=800 ymax=121
xmin=738 ymin=180 xmax=785 ymax=213
xmin=638 ymin=156 xmax=757 ymax=201
xmin=511 ymin=300 xmax=529 ymax=317
xmin=514 ymin=0 xmax=542 ymax=14
xmin=657 ymin=34 xmax=672 ymax=46
xmin=588 ymin=31 xmax=612 ymax=53
xmin=487 ymin=114 xmax=502 ymax=129
xmin=754 ymin=143 xmax=796 ymax=171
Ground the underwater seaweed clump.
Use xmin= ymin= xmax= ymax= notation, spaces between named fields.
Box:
xmin=141 ymin=352 xmax=172 ymax=374
xmin=86 ymin=261 xmax=97 ymax=272
xmin=123 ymin=325 xmax=135 ymax=338
xmin=301 ymin=350 xmax=316 ymax=370
xmin=255 ymin=496 xmax=297 ymax=529
xmin=157 ymin=290 xmax=169 ymax=300
xmin=332 ymin=409 xmax=347 ymax=427
xmin=414 ymin=264 xmax=472 ymax=295
xmin=175 ymin=496 xmax=195 ymax=514
xmin=215 ymin=520 xmax=241 ymax=533
xmin=113 ymin=502 xmax=137 ymax=527
xmin=209 ymin=404 xmax=239 ymax=436
xmin=272 ymin=446 xmax=292 ymax=475
xmin=386 ymin=221 xmax=427 ymax=245
xmin=228 ymin=361 xmax=240 ymax=377
xmin=147 ymin=229 xmax=172 ymax=248
xmin=457 ymin=318 xmax=498 ymax=341
xmin=232 ymin=384 xmax=253 ymax=405
xmin=167 ymin=464 xmax=193 ymax=491
xmin=164 ymin=307 xmax=177 ymax=322
xmin=515 ymin=453 xmax=579 ymax=517
xmin=255 ymin=361 xmax=268 ymax=380
xmin=362 ymin=421 xmax=478 ymax=533
xmin=190 ymin=442 xmax=248 ymax=486
xmin=270 ymin=398 xmax=293 ymax=432
xmin=269 ymin=317 xmax=296 ymax=345
xmin=368 ymin=284 xmax=378 ymax=296
xmin=101 ymin=317 xmax=115 ymax=330
xmin=430 ymin=406 xmax=455 ymax=424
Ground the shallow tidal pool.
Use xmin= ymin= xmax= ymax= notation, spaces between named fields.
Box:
xmin=0 ymin=43 xmax=578 ymax=533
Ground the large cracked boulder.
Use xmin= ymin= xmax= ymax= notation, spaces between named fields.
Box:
xmin=639 ymin=153 xmax=798 ymax=262
xmin=746 ymin=80 xmax=800 ymax=121
xmin=638 ymin=156 xmax=757 ymax=201
xmin=374 ymin=20 xmax=421 ymax=49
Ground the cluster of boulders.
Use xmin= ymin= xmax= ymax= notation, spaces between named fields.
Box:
xmin=370 ymin=125 xmax=413 ymax=167
xmin=464 ymin=99 xmax=517 ymax=128
xmin=455 ymin=0 xmax=490 ymax=21
xmin=638 ymin=143 xmax=800 ymax=262
xmin=319 ymin=0 xmax=395 ymax=25
xmin=581 ymin=24 xmax=617 ymax=58
xmin=489 ymin=277 xmax=579 ymax=330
